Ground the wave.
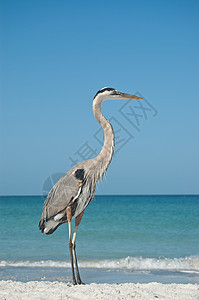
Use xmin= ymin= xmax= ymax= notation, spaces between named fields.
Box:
xmin=1 ymin=256 xmax=199 ymax=272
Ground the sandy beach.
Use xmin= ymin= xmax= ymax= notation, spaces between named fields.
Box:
xmin=0 ymin=281 xmax=198 ymax=300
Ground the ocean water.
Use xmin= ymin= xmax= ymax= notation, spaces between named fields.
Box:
xmin=0 ymin=195 xmax=199 ymax=284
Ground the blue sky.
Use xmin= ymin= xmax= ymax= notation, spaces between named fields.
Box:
xmin=1 ymin=0 xmax=199 ymax=195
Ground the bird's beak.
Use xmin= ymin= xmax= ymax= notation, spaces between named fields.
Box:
xmin=119 ymin=92 xmax=142 ymax=100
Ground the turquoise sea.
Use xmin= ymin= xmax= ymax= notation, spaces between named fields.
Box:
xmin=0 ymin=195 xmax=199 ymax=284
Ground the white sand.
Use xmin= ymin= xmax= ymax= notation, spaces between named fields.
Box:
xmin=0 ymin=281 xmax=199 ymax=300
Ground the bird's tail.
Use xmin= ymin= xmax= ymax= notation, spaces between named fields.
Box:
xmin=39 ymin=216 xmax=64 ymax=235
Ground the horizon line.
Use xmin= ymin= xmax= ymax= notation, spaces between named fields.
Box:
xmin=0 ymin=194 xmax=198 ymax=197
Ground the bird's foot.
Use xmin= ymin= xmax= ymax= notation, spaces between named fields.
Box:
xmin=76 ymin=274 xmax=84 ymax=285
xmin=77 ymin=280 xmax=85 ymax=285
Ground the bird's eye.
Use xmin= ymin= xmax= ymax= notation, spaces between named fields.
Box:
xmin=114 ymin=91 xmax=120 ymax=95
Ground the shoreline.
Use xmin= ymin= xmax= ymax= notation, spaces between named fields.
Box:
xmin=0 ymin=280 xmax=198 ymax=300
xmin=1 ymin=266 xmax=199 ymax=285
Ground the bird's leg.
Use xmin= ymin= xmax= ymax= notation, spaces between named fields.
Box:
xmin=72 ymin=210 xmax=84 ymax=285
xmin=66 ymin=207 xmax=77 ymax=285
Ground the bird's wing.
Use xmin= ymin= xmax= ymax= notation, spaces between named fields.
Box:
xmin=39 ymin=168 xmax=84 ymax=227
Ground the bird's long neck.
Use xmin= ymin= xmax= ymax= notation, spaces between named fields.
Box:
xmin=92 ymin=99 xmax=114 ymax=180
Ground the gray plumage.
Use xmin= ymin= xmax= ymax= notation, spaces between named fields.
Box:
xmin=39 ymin=87 xmax=142 ymax=284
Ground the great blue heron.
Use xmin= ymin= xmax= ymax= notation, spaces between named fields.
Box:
xmin=39 ymin=87 xmax=142 ymax=284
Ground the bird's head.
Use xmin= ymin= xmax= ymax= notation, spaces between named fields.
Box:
xmin=94 ymin=87 xmax=142 ymax=102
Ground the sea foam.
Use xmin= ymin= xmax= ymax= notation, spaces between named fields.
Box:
xmin=1 ymin=256 xmax=199 ymax=272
